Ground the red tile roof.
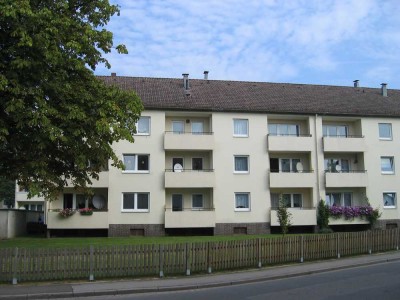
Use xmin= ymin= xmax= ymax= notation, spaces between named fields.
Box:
xmin=99 ymin=76 xmax=400 ymax=117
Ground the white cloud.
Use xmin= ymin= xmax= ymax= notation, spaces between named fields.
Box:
xmin=94 ymin=0 xmax=400 ymax=88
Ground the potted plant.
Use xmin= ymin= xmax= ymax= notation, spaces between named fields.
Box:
xmin=79 ymin=208 xmax=93 ymax=216
xmin=59 ymin=208 xmax=75 ymax=218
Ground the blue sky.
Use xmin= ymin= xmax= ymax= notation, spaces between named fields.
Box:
xmin=95 ymin=0 xmax=400 ymax=89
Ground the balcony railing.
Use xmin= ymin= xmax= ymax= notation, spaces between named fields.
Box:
xmin=270 ymin=208 xmax=317 ymax=226
xmin=164 ymin=208 xmax=216 ymax=228
xmin=323 ymin=136 xmax=366 ymax=152
xmin=47 ymin=209 xmax=109 ymax=229
xmin=164 ymin=131 xmax=215 ymax=150
xmin=165 ymin=169 xmax=215 ymax=188
xmin=267 ymin=134 xmax=313 ymax=152
xmin=269 ymin=170 xmax=315 ymax=188
xmin=325 ymin=170 xmax=368 ymax=187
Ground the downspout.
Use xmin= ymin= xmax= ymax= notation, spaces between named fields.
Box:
xmin=314 ymin=114 xmax=321 ymax=204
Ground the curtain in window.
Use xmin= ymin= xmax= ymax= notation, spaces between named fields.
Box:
xmin=172 ymin=121 xmax=184 ymax=134
xmin=234 ymin=119 xmax=248 ymax=135
xmin=292 ymin=159 xmax=301 ymax=172
xmin=381 ymin=157 xmax=393 ymax=172
xmin=293 ymin=194 xmax=302 ymax=208
xmin=268 ymin=124 xmax=277 ymax=136
xmin=281 ymin=159 xmax=290 ymax=172
xmin=137 ymin=117 xmax=150 ymax=134
xmin=191 ymin=122 xmax=203 ymax=134
xmin=384 ymin=193 xmax=395 ymax=207
xmin=236 ymin=194 xmax=249 ymax=208
xmin=235 ymin=157 xmax=248 ymax=171
xmin=343 ymin=193 xmax=352 ymax=206
xmin=271 ymin=193 xmax=279 ymax=208
xmin=123 ymin=155 xmax=136 ymax=170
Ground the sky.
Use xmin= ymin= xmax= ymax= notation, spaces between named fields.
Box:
xmin=94 ymin=0 xmax=400 ymax=89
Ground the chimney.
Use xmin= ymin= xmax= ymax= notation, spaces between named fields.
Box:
xmin=353 ymin=80 xmax=359 ymax=88
xmin=182 ymin=73 xmax=190 ymax=95
xmin=204 ymin=71 xmax=209 ymax=80
xmin=111 ymin=72 xmax=116 ymax=77
xmin=381 ymin=83 xmax=388 ymax=97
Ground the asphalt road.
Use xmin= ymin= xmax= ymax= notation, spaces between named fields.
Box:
xmin=73 ymin=260 xmax=400 ymax=300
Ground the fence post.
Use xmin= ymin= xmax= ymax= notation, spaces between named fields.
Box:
xmin=336 ymin=233 xmax=340 ymax=259
xmin=185 ymin=243 xmax=191 ymax=276
xmin=12 ymin=247 xmax=18 ymax=285
xmin=300 ymin=236 xmax=304 ymax=263
xmin=369 ymin=230 xmax=372 ymax=254
xmin=257 ymin=238 xmax=262 ymax=268
xmin=89 ymin=245 xmax=94 ymax=281
xmin=207 ymin=242 xmax=212 ymax=274
xmin=159 ymin=244 xmax=164 ymax=278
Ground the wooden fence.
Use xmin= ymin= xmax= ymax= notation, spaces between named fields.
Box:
xmin=1 ymin=229 xmax=399 ymax=284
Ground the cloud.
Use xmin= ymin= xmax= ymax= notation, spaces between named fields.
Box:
xmin=94 ymin=0 xmax=400 ymax=88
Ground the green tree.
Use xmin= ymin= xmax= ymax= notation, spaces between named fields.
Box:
xmin=0 ymin=1 xmax=142 ymax=200
xmin=0 ymin=177 xmax=15 ymax=207
xmin=277 ymin=194 xmax=292 ymax=235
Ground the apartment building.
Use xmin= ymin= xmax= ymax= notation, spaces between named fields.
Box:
xmin=40 ymin=74 xmax=400 ymax=236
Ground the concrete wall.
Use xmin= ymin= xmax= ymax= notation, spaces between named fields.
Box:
xmin=0 ymin=209 xmax=42 ymax=238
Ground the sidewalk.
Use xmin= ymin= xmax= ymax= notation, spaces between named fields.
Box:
xmin=1 ymin=251 xmax=400 ymax=299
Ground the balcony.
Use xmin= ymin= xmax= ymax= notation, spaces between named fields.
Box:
xmin=269 ymin=171 xmax=315 ymax=188
xmin=47 ymin=210 xmax=109 ymax=229
xmin=164 ymin=132 xmax=215 ymax=150
xmin=165 ymin=170 xmax=215 ymax=188
xmin=165 ymin=208 xmax=216 ymax=228
xmin=65 ymin=171 xmax=109 ymax=188
xmin=329 ymin=216 xmax=369 ymax=225
xmin=267 ymin=134 xmax=313 ymax=152
xmin=270 ymin=208 xmax=317 ymax=226
xmin=325 ymin=171 xmax=368 ymax=187
xmin=323 ymin=136 xmax=366 ymax=152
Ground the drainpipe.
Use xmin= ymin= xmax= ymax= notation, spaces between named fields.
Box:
xmin=314 ymin=114 xmax=321 ymax=205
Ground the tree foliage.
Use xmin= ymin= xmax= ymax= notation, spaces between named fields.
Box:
xmin=317 ymin=199 xmax=330 ymax=230
xmin=0 ymin=177 xmax=15 ymax=207
xmin=0 ymin=0 xmax=143 ymax=199
xmin=277 ymin=194 xmax=292 ymax=235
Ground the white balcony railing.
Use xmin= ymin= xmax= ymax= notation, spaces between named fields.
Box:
xmin=164 ymin=208 xmax=216 ymax=228
xmin=164 ymin=132 xmax=215 ymax=150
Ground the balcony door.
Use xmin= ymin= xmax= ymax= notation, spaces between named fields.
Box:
xmin=172 ymin=194 xmax=183 ymax=211
xmin=191 ymin=122 xmax=203 ymax=134
xmin=172 ymin=121 xmax=184 ymax=134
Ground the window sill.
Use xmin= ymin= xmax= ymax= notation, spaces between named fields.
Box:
xmin=122 ymin=171 xmax=150 ymax=174
xmin=233 ymin=135 xmax=249 ymax=138
xmin=234 ymin=171 xmax=249 ymax=174
xmin=381 ymin=172 xmax=395 ymax=175
xmin=379 ymin=138 xmax=392 ymax=141
xmin=121 ymin=210 xmax=149 ymax=213
xmin=235 ymin=209 xmax=250 ymax=212
xmin=383 ymin=206 xmax=396 ymax=209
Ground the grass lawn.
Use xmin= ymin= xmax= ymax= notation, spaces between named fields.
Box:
xmin=0 ymin=234 xmax=289 ymax=249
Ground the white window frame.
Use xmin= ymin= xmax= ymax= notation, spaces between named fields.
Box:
xmin=280 ymin=158 xmax=301 ymax=173
xmin=324 ymin=158 xmax=350 ymax=173
xmin=233 ymin=119 xmax=249 ymax=137
xmin=136 ymin=116 xmax=150 ymax=135
xmin=383 ymin=192 xmax=396 ymax=209
xmin=121 ymin=192 xmax=150 ymax=212
xmin=122 ymin=154 xmax=150 ymax=173
xmin=234 ymin=193 xmax=250 ymax=211
xmin=172 ymin=120 xmax=185 ymax=134
xmin=323 ymin=125 xmax=348 ymax=137
xmin=234 ymin=155 xmax=249 ymax=173
xmin=268 ymin=124 xmax=300 ymax=136
xmin=379 ymin=123 xmax=392 ymax=140
xmin=281 ymin=193 xmax=303 ymax=208
xmin=381 ymin=156 xmax=395 ymax=174
xmin=192 ymin=194 xmax=204 ymax=210
xmin=325 ymin=192 xmax=352 ymax=207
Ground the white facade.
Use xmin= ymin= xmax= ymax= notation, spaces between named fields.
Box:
xmin=43 ymin=109 xmax=400 ymax=236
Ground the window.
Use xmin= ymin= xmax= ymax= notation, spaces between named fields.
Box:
xmin=191 ymin=122 xmax=203 ymax=134
xmin=172 ymin=121 xmax=184 ymax=134
xmin=323 ymin=125 xmax=348 ymax=137
xmin=76 ymin=194 xmax=86 ymax=209
xmin=381 ymin=157 xmax=394 ymax=174
xmin=192 ymin=158 xmax=203 ymax=170
xmin=172 ymin=194 xmax=183 ymax=211
xmin=270 ymin=158 xmax=301 ymax=173
xmin=172 ymin=157 xmax=184 ymax=172
xmin=234 ymin=156 xmax=249 ymax=173
xmin=233 ymin=119 xmax=248 ymax=137
xmin=123 ymin=154 xmax=149 ymax=172
xmin=268 ymin=124 xmax=299 ymax=136
xmin=280 ymin=194 xmax=303 ymax=208
xmin=324 ymin=159 xmax=350 ymax=172
xmin=136 ymin=117 xmax=150 ymax=135
xmin=383 ymin=192 xmax=396 ymax=208
xmin=192 ymin=194 xmax=203 ymax=209
xmin=379 ymin=123 xmax=392 ymax=140
xmin=122 ymin=193 xmax=149 ymax=212
xmin=235 ymin=193 xmax=250 ymax=211
xmin=63 ymin=193 xmax=73 ymax=209
xmin=326 ymin=192 xmax=352 ymax=206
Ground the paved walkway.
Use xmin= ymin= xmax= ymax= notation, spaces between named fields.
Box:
xmin=1 ymin=251 xmax=400 ymax=299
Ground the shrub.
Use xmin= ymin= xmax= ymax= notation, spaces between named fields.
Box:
xmin=277 ymin=194 xmax=292 ymax=235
